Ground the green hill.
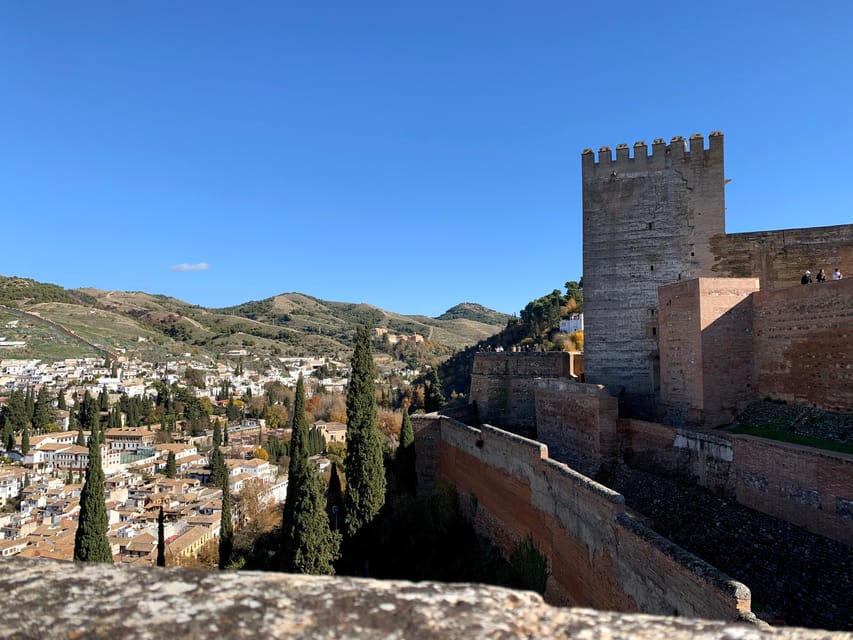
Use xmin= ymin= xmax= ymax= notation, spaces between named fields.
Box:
xmin=0 ymin=275 xmax=510 ymax=367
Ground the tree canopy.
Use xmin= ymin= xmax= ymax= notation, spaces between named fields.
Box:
xmin=343 ymin=326 xmax=386 ymax=538
xmin=73 ymin=437 xmax=113 ymax=563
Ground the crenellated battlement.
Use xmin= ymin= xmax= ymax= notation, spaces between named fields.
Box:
xmin=582 ymin=131 xmax=723 ymax=176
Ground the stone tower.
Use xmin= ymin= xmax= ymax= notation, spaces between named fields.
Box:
xmin=581 ymin=132 xmax=726 ymax=412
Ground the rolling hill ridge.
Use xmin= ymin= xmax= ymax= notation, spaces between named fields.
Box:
xmin=0 ymin=275 xmax=510 ymax=366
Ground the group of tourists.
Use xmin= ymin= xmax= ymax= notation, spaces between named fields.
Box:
xmin=801 ymin=268 xmax=843 ymax=284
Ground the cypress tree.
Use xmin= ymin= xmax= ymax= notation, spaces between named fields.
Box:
xmin=2 ymin=422 xmax=12 ymax=451
xmin=213 ymin=421 xmax=222 ymax=447
xmin=76 ymin=428 xmax=86 ymax=447
xmin=165 ymin=450 xmax=177 ymax=478
xmin=282 ymin=376 xmax=309 ymax=559
xmin=34 ymin=387 xmax=52 ymax=432
xmin=21 ymin=426 xmax=30 ymax=455
xmin=219 ymin=480 xmax=233 ymax=570
xmin=423 ymin=367 xmax=445 ymax=413
xmin=210 ymin=447 xmax=227 ymax=489
xmin=281 ymin=374 xmax=340 ymax=574
xmin=157 ymin=506 xmax=166 ymax=567
xmin=57 ymin=388 xmax=67 ymax=410
xmin=24 ymin=386 xmax=35 ymax=425
xmin=80 ymin=391 xmax=99 ymax=435
xmin=343 ymin=326 xmax=386 ymax=537
xmin=74 ymin=436 xmax=113 ymax=563
xmin=4 ymin=389 xmax=27 ymax=432
xmin=326 ymin=462 xmax=343 ymax=530
xmin=396 ymin=409 xmax=417 ymax=495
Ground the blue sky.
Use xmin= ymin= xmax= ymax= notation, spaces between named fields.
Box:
xmin=1 ymin=2 xmax=851 ymax=317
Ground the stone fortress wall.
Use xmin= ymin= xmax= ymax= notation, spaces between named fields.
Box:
xmin=581 ymin=133 xmax=726 ymax=404
xmin=425 ymin=132 xmax=852 ymax=627
xmin=467 ymin=352 xmax=853 ymax=548
xmin=411 ymin=413 xmax=752 ymax=622
xmin=582 ymin=132 xmax=853 ymax=419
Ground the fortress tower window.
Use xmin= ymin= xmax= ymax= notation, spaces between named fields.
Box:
xmin=648 ymin=222 xmax=653 ymax=230
xmin=650 ymin=265 xmax=655 ymax=271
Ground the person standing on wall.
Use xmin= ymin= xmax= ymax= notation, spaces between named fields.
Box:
xmin=816 ymin=269 xmax=827 ymax=282
xmin=833 ymin=268 xmax=843 ymax=281
xmin=801 ymin=270 xmax=813 ymax=284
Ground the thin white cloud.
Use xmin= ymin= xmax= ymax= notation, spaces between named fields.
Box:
xmin=170 ymin=262 xmax=210 ymax=272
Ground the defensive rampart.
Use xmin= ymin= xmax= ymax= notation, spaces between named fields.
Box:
xmin=712 ymin=224 xmax=853 ymax=291
xmin=658 ymin=278 xmax=760 ymax=427
xmin=534 ymin=378 xmax=618 ymax=477
xmin=582 ymin=133 xmax=726 ymax=404
xmin=620 ymin=419 xmax=853 ymax=546
xmin=469 ymin=352 xmax=571 ymax=432
xmin=411 ymin=414 xmax=753 ymax=622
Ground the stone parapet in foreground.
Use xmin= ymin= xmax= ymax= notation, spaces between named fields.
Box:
xmin=2 ymin=558 xmax=848 ymax=639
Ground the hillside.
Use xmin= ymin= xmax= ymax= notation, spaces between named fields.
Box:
xmin=0 ymin=275 xmax=510 ymax=366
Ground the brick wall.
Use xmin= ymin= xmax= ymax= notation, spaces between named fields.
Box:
xmin=752 ymin=278 xmax=853 ymax=411
xmin=712 ymin=224 xmax=853 ymax=291
xmin=658 ymin=278 xmax=760 ymax=427
xmin=534 ymin=379 xmax=618 ymax=476
xmin=620 ymin=419 xmax=853 ymax=546
xmin=469 ymin=353 xmax=571 ymax=432
xmin=729 ymin=435 xmax=853 ymax=546
xmin=413 ymin=414 xmax=751 ymax=621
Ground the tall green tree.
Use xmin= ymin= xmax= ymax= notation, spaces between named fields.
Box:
xmin=396 ymin=409 xmax=417 ymax=495
xmin=73 ymin=436 xmax=113 ymax=563
xmin=219 ymin=480 xmax=233 ymax=570
xmin=24 ymin=386 xmax=35 ymax=425
xmin=75 ymin=428 xmax=86 ymax=447
xmin=34 ymin=387 xmax=52 ymax=431
xmin=79 ymin=391 xmax=99 ymax=435
xmin=225 ymin=397 xmax=241 ymax=423
xmin=343 ymin=326 xmax=386 ymax=537
xmin=2 ymin=423 xmax=13 ymax=451
xmin=326 ymin=462 xmax=343 ymax=531
xmin=97 ymin=388 xmax=109 ymax=412
xmin=281 ymin=375 xmax=340 ymax=574
xmin=423 ymin=368 xmax=445 ymax=414
xmin=164 ymin=450 xmax=177 ymax=478
xmin=20 ymin=426 xmax=30 ymax=455
xmin=212 ymin=421 xmax=222 ymax=448
xmin=4 ymin=389 xmax=27 ymax=432
xmin=57 ymin=389 xmax=67 ymax=410
xmin=209 ymin=447 xmax=228 ymax=490
xmin=157 ymin=506 xmax=166 ymax=567
xmin=282 ymin=375 xmax=310 ymax=558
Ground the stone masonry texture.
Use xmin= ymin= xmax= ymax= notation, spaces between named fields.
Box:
xmin=415 ymin=414 xmax=754 ymax=622
xmin=2 ymin=557 xmax=848 ymax=640
xmin=582 ymin=133 xmax=726 ymax=405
